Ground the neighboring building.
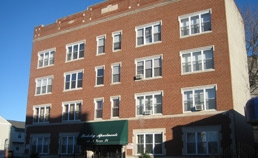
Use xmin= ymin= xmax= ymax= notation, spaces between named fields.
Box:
xmin=0 ymin=116 xmax=25 ymax=158
xmin=25 ymin=0 xmax=253 ymax=157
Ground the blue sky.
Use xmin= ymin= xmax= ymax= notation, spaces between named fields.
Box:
xmin=0 ymin=0 xmax=257 ymax=122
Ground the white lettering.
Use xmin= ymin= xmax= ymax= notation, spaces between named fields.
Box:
xmin=97 ymin=133 xmax=118 ymax=138
xmin=96 ymin=139 xmax=104 ymax=142
xmin=81 ymin=134 xmax=95 ymax=138
xmin=81 ymin=133 xmax=118 ymax=138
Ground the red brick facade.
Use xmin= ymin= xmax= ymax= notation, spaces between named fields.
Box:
xmin=26 ymin=0 xmax=252 ymax=157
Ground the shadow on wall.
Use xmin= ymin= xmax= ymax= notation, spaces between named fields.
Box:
xmin=166 ymin=110 xmax=254 ymax=157
xmin=25 ymin=112 xmax=89 ymax=157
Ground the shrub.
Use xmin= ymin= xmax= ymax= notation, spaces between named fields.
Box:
xmin=139 ymin=152 xmax=151 ymax=158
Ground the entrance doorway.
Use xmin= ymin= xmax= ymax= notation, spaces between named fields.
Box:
xmin=86 ymin=145 xmax=124 ymax=158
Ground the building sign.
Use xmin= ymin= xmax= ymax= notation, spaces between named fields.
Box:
xmin=101 ymin=4 xmax=118 ymax=14
xmin=80 ymin=133 xmax=118 ymax=143
xmin=127 ymin=143 xmax=133 ymax=149
xmin=77 ymin=120 xmax=128 ymax=145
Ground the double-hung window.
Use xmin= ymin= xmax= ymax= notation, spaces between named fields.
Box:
xmin=60 ymin=134 xmax=80 ymax=154
xmin=179 ymin=10 xmax=211 ymax=37
xmin=136 ymin=55 xmax=162 ymax=79
xmin=111 ymin=96 xmax=120 ymax=118
xmin=136 ymin=21 xmax=161 ymax=46
xmin=33 ymin=105 xmax=50 ymax=123
xmin=64 ymin=70 xmax=83 ymax=90
xmin=62 ymin=101 xmax=81 ymax=121
xmin=36 ymin=76 xmax=53 ymax=95
xmin=95 ymin=98 xmax=103 ymax=119
xmin=182 ymin=85 xmax=216 ymax=112
xmin=112 ymin=31 xmax=122 ymax=51
xmin=38 ymin=49 xmax=55 ymax=68
xmin=66 ymin=41 xmax=85 ymax=61
xmin=95 ymin=66 xmax=104 ymax=86
xmin=182 ymin=126 xmax=220 ymax=155
xmin=181 ymin=46 xmax=214 ymax=74
xmin=31 ymin=134 xmax=50 ymax=154
xmin=136 ymin=133 xmax=163 ymax=155
xmin=112 ymin=63 xmax=121 ymax=83
xmin=97 ymin=35 xmax=106 ymax=55
xmin=135 ymin=91 xmax=162 ymax=115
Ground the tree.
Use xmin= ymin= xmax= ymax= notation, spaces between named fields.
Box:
xmin=242 ymin=6 xmax=258 ymax=94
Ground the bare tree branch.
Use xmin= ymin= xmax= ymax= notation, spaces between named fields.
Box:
xmin=241 ymin=6 xmax=258 ymax=94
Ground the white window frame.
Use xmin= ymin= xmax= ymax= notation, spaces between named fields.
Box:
xmin=110 ymin=96 xmax=120 ymax=118
xmin=94 ymin=98 xmax=104 ymax=119
xmin=182 ymin=126 xmax=221 ymax=155
xmin=35 ymin=76 xmax=53 ymax=95
xmin=111 ymin=63 xmax=121 ymax=84
xmin=135 ymin=91 xmax=163 ymax=116
xmin=179 ymin=9 xmax=212 ymax=37
xmin=135 ymin=21 xmax=162 ymax=47
xmin=112 ymin=31 xmax=122 ymax=52
xmin=96 ymin=35 xmax=106 ymax=55
xmin=66 ymin=40 xmax=85 ymax=62
xmin=62 ymin=100 xmax=82 ymax=122
xmin=95 ymin=66 xmax=105 ymax=86
xmin=180 ymin=45 xmax=214 ymax=74
xmin=181 ymin=84 xmax=217 ymax=112
xmin=64 ymin=70 xmax=83 ymax=91
xmin=133 ymin=128 xmax=166 ymax=156
xmin=37 ymin=48 xmax=55 ymax=68
xmin=135 ymin=55 xmax=163 ymax=80
xmin=33 ymin=105 xmax=51 ymax=123
xmin=30 ymin=134 xmax=50 ymax=154
xmin=59 ymin=133 xmax=80 ymax=155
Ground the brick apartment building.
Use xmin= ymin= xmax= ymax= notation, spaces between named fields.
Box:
xmin=25 ymin=0 xmax=253 ymax=157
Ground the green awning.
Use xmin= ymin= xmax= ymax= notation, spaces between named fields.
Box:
xmin=77 ymin=120 xmax=128 ymax=145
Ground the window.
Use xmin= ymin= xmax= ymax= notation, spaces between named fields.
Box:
xmin=62 ymin=101 xmax=81 ymax=121
xmin=38 ymin=49 xmax=55 ymax=68
xmin=35 ymin=76 xmax=53 ymax=95
xmin=179 ymin=10 xmax=211 ymax=37
xmin=31 ymin=135 xmax=50 ymax=154
xmin=182 ymin=126 xmax=220 ymax=155
xmin=136 ymin=133 xmax=163 ymax=155
xmin=112 ymin=63 xmax=120 ymax=83
xmin=135 ymin=91 xmax=162 ymax=115
xmin=182 ymin=85 xmax=216 ymax=112
xmin=60 ymin=134 xmax=80 ymax=154
xmin=64 ymin=70 xmax=83 ymax=90
xmin=136 ymin=56 xmax=162 ymax=79
xmin=95 ymin=66 xmax=104 ymax=86
xmin=113 ymin=31 xmax=122 ymax=51
xmin=33 ymin=106 xmax=50 ymax=123
xmin=95 ymin=98 xmax=103 ymax=119
xmin=97 ymin=35 xmax=106 ymax=55
xmin=136 ymin=21 xmax=161 ymax=46
xmin=66 ymin=42 xmax=85 ymax=61
xmin=111 ymin=96 xmax=120 ymax=117
xmin=181 ymin=46 xmax=214 ymax=74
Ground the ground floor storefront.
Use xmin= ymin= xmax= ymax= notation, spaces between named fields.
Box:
xmin=25 ymin=111 xmax=254 ymax=157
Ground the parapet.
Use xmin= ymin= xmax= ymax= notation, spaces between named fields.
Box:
xmin=33 ymin=0 xmax=168 ymax=40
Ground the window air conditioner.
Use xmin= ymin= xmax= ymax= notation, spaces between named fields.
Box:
xmin=195 ymin=104 xmax=203 ymax=111
xmin=135 ymin=74 xmax=143 ymax=80
xmin=144 ymin=110 xmax=152 ymax=115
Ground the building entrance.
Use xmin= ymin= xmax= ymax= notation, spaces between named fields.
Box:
xmin=88 ymin=145 xmax=123 ymax=158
